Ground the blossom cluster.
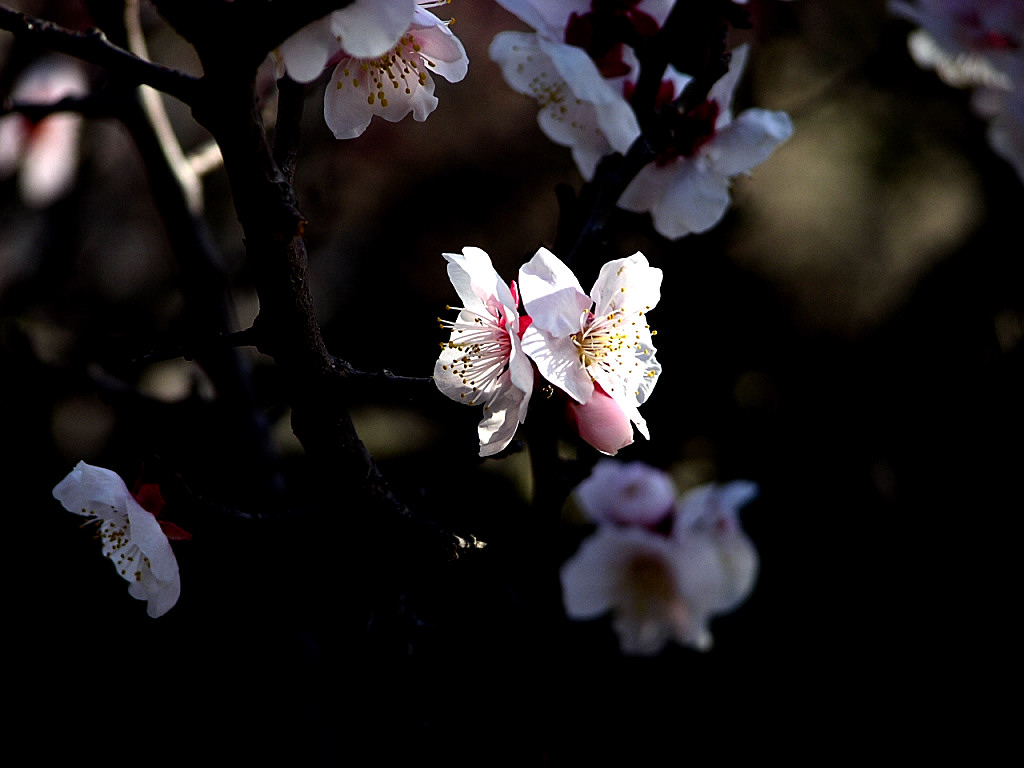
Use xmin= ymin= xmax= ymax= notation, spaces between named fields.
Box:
xmin=434 ymin=246 xmax=662 ymax=456
xmin=489 ymin=0 xmax=794 ymax=239
xmin=891 ymin=0 xmax=1024 ymax=182
xmin=560 ymin=460 xmax=760 ymax=655
xmin=53 ymin=461 xmax=188 ymax=618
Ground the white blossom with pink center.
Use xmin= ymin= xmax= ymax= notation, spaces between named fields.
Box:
xmin=518 ymin=248 xmax=661 ymax=453
xmin=434 ymin=247 xmax=534 ymax=457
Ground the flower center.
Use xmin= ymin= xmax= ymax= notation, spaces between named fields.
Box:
xmin=573 ymin=301 xmax=656 ymax=395
xmin=438 ymin=304 xmax=514 ymax=407
xmin=335 ymin=33 xmax=437 ymax=107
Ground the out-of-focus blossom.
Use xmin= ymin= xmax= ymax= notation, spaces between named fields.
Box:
xmin=0 ymin=55 xmax=88 ymax=208
xmin=560 ymin=464 xmax=760 ymax=655
xmin=518 ymin=247 xmax=661 ymax=454
xmin=891 ymin=0 xmax=1024 ymax=182
xmin=491 ymin=4 xmax=792 ymax=238
xmin=672 ymin=481 xmax=760 ymax=619
xmin=572 ymin=458 xmax=677 ymax=527
xmin=618 ymin=45 xmax=794 ymax=238
xmin=52 ymin=461 xmax=185 ymax=618
xmin=275 ymin=1 xmax=467 ymax=139
xmin=434 ymin=247 xmax=533 ymax=456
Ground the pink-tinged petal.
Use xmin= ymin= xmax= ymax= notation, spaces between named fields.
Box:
xmin=323 ymin=63 xmax=376 ymax=138
xmin=709 ymin=108 xmax=794 ymax=176
xmin=18 ymin=113 xmax=82 ymax=208
xmin=410 ymin=9 xmax=469 ymax=83
xmin=518 ymin=247 xmax=591 ymax=338
xmin=444 ymin=247 xmax=513 ymax=312
xmin=330 ymin=0 xmax=417 ymax=59
xmin=573 ymin=459 xmax=677 ymax=526
xmin=277 ymin=16 xmax=338 ymax=83
xmin=567 ymin=384 xmax=634 ymax=455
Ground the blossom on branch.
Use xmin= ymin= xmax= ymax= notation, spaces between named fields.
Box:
xmin=617 ymin=44 xmax=794 ymax=238
xmin=490 ymin=3 xmax=793 ymax=239
xmin=52 ymin=461 xmax=185 ymax=618
xmin=518 ymin=247 xmax=661 ymax=454
xmin=561 ymin=461 xmax=760 ymax=655
xmin=0 ymin=55 xmax=88 ymax=208
xmin=275 ymin=1 xmax=467 ymax=139
xmin=891 ymin=0 xmax=1024 ymax=182
xmin=434 ymin=247 xmax=534 ymax=456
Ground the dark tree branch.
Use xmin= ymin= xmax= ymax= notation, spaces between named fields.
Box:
xmin=0 ymin=6 xmax=200 ymax=104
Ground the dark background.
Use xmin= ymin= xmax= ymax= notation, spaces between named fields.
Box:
xmin=2 ymin=1 xmax=1018 ymax=763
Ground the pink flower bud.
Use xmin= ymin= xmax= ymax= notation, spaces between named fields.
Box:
xmin=567 ymin=383 xmax=634 ymax=455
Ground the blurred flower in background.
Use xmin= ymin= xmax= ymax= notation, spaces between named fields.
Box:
xmin=0 ymin=53 xmax=87 ymax=208
xmin=561 ymin=460 xmax=759 ymax=655
xmin=892 ymin=0 xmax=1024 ymax=182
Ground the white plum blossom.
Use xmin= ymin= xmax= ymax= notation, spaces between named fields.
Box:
xmin=276 ymin=0 xmax=418 ymax=82
xmin=618 ymin=44 xmax=794 ymax=239
xmin=518 ymin=247 xmax=661 ymax=454
xmin=891 ymin=0 xmax=1024 ymax=182
xmin=275 ymin=1 xmax=468 ymax=139
xmin=434 ymin=247 xmax=534 ymax=456
xmin=560 ymin=465 xmax=760 ymax=655
xmin=573 ymin=458 xmax=676 ymax=527
xmin=488 ymin=29 xmax=640 ymax=179
xmin=52 ymin=461 xmax=183 ymax=618
xmin=561 ymin=524 xmax=713 ymax=654
xmin=0 ymin=55 xmax=88 ymax=208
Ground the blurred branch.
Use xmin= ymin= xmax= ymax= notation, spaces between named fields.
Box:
xmin=0 ymin=5 xmax=200 ymax=104
xmin=123 ymin=0 xmax=203 ymax=214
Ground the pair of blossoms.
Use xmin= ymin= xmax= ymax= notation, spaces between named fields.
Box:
xmin=891 ymin=0 xmax=1024 ymax=183
xmin=434 ymin=246 xmax=662 ymax=457
xmin=561 ymin=459 xmax=759 ymax=655
xmin=277 ymin=0 xmax=793 ymax=240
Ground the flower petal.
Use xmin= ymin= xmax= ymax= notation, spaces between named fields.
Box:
xmin=518 ymin=247 xmax=591 ymax=338
xmin=330 ymin=0 xmax=417 ymax=59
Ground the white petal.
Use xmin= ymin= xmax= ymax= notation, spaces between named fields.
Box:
xmin=278 ymin=17 xmax=339 ymax=83
xmin=53 ymin=461 xmax=129 ymax=519
xmin=520 ymin=325 xmax=594 ymax=404
xmin=589 ymin=252 xmax=662 ymax=319
xmin=518 ymin=247 xmax=591 ymax=338
xmin=323 ymin=61 xmax=375 ymax=139
xmin=410 ymin=9 xmax=469 ymax=83
xmin=330 ymin=0 xmax=417 ymax=59
xmin=709 ymin=108 xmax=794 ymax=177
xmin=477 ymin=369 xmax=531 ymax=456
xmin=647 ymin=160 xmax=732 ymax=238
xmin=540 ymin=37 xmax=640 ymax=155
